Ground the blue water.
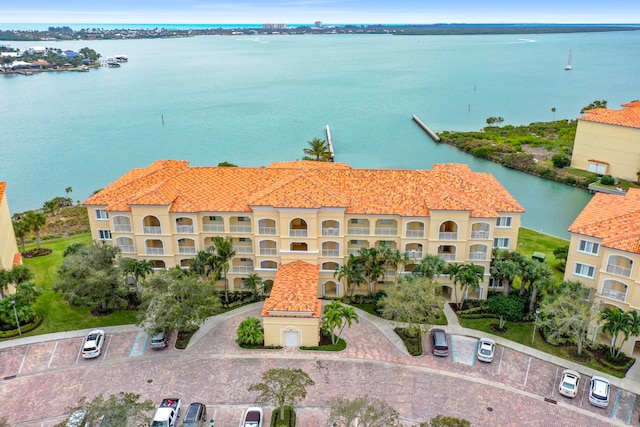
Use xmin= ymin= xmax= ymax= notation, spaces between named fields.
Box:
xmin=2 ymin=31 xmax=639 ymax=237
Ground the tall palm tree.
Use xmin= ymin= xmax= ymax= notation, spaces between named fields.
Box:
xmin=243 ymin=273 xmax=263 ymax=301
xmin=358 ymin=247 xmax=385 ymax=296
xmin=302 ymin=138 xmax=331 ymax=161
xmin=13 ymin=218 xmax=30 ymax=252
xmin=490 ymin=259 xmax=518 ymax=295
xmin=131 ymin=260 xmax=154 ymax=286
xmin=414 ymin=254 xmax=447 ymax=280
xmin=457 ymin=263 xmax=484 ymax=309
xmin=24 ymin=211 xmax=47 ymax=250
xmin=600 ymin=307 xmax=632 ymax=358
xmin=334 ymin=254 xmax=365 ymax=302
xmin=211 ymin=236 xmax=236 ymax=304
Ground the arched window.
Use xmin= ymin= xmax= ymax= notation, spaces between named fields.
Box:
xmin=142 ymin=215 xmax=162 ymax=234
xmin=115 ymin=237 xmax=135 ymax=253
xmin=289 ymin=218 xmax=308 ymax=237
xmin=438 ymin=221 xmax=458 ymax=240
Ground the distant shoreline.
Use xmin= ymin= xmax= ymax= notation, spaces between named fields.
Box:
xmin=1 ymin=23 xmax=639 ymax=41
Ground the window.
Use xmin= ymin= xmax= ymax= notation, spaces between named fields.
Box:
xmin=495 ymin=217 xmax=512 ymax=228
xmin=578 ymin=240 xmax=600 ymax=255
xmin=209 ymin=216 xmax=221 ymax=221
xmin=237 ymin=216 xmax=249 ymax=222
xmin=350 ymin=218 xmax=365 ymax=224
xmin=379 ymin=219 xmax=394 ymax=225
xmin=239 ymin=238 xmax=250 ymax=242
xmin=95 ymin=209 xmax=108 ymax=220
xmin=574 ymin=263 xmax=595 ymax=279
xmin=98 ymin=229 xmax=112 ymax=240
xmin=493 ymin=238 xmax=510 ymax=249
xmin=350 ymin=240 xmax=365 ymax=245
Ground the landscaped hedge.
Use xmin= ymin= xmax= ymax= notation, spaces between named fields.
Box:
xmin=459 ymin=313 xmax=499 ymax=319
xmin=0 ymin=312 xmax=44 ymax=339
xmin=300 ymin=334 xmax=346 ymax=352
xmin=394 ymin=327 xmax=422 ymax=356
xmin=270 ymin=406 xmax=296 ymax=427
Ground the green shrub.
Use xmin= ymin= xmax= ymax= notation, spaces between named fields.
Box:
xmin=601 ymin=175 xmax=615 ymax=185
xmin=270 ymin=406 xmax=296 ymax=427
xmin=0 ymin=312 xmax=44 ymax=338
xmin=394 ymin=327 xmax=422 ymax=356
xmin=471 ymin=145 xmax=495 ymax=159
xmin=551 ymin=154 xmax=571 ymax=168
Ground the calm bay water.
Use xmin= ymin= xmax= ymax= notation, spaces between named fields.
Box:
xmin=2 ymin=31 xmax=639 ymax=237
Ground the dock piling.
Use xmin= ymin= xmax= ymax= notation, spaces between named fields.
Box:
xmin=325 ymin=125 xmax=335 ymax=161
xmin=411 ymin=114 xmax=440 ymax=142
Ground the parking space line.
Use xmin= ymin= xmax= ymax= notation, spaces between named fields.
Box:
xmin=523 ymin=356 xmax=531 ymax=386
xmin=141 ymin=333 xmax=151 ymax=356
xmin=18 ymin=345 xmax=29 ymax=374
xmin=47 ymin=341 xmax=58 ymax=369
xmin=129 ymin=331 xmax=142 ymax=357
xmin=103 ymin=334 xmax=113 ymax=360
xmin=627 ymin=394 xmax=637 ymax=425
xmin=450 ymin=336 xmax=456 ymax=363
xmin=497 ymin=346 xmax=504 ymax=374
xmin=76 ymin=338 xmax=83 ymax=364
xmin=611 ymin=388 xmax=621 ymax=420
xmin=471 ymin=339 xmax=478 ymax=367
xmin=551 ymin=366 xmax=559 ymax=397
xmin=579 ymin=373 xmax=587 ymax=407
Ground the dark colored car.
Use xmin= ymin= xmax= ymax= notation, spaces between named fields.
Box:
xmin=181 ymin=402 xmax=207 ymax=427
xmin=430 ymin=328 xmax=449 ymax=357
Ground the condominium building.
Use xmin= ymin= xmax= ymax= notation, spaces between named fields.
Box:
xmin=0 ymin=182 xmax=22 ymax=294
xmin=565 ymin=189 xmax=640 ymax=355
xmin=84 ymin=160 xmax=524 ymax=302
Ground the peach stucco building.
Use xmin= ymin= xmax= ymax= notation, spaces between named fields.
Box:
xmin=0 ymin=182 xmax=22 ymax=295
xmin=565 ymin=188 xmax=640 ymax=356
xmin=84 ymin=160 xmax=524 ymax=303
xmin=570 ymin=101 xmax=640 ymax=181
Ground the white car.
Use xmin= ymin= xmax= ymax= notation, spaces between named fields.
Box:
xmin=66 ymin=410 xmax=89 ymax=427
xmin=82 ymin=329 xmax=105 ymax=359
xmin=588 ymin=376 xmax=611 ymax=408
xmin=242 ymin=407 xmax=263 ymax=427
xmin=559 ymin=369 xmax=581 ymax=398
xmin=477 ymin=338 xmax=496 ymax=362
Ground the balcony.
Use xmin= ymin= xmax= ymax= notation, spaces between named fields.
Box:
xmin=203 ymin=224 xmax=224 ymax=233
xmin=606 ymin=264 xmax=632 ymax=278
xmin=259 ymin=227 xmax=277 ymax=235
xmin=438 ymin=232 xmax=458 ymax=240
xmin=289 ymin=229 xmax=308 ymax=237
xmin=322 ymin=227 xmax=340 ymax=237
xmin=600 ymin=287 xmax=626 ymax=302
xmin=145 ymin=247 xmax=165 ymax=255
xmin=471 ymin=231 xmax=490 ymax=239
xmin=405 ymin=250 xmax=423 ymax=259
xmin=469 ymin=251 xmax=487 ymax=260
xmin=230 ymin=225 xmax=252 ymax=233
xmin=348 ymin=248 xmax=363 ymax=256
xmin=406 ymin=230 xmax=424 ymax=238
xmin=118 ymin=245 xmax=135 ymax=253
xmin=233 ymin=266 xmax=254 ymax=274
xmin=322 ymin=249 xmax=340 ymax=257
xmin=375 ymin=227 xmax=397 ymax=236
xmin=348 ymin=227 xmax=369 ymax=235
xmin=143 ymin=226 xmax=162 ymax=234
xmin=236 ymin=246 xmax=253 ymax=254
xmin=176 ymin=225 xmax=194 ymax=234
xmin=259 ymin=248 xmax=277 ymax=256
xmin=178 ymin=246 xmax=197 ymax=255
xmin=438 ymin=253 xmax=456 ymax=261
xmin=114 ymin=224 xmax=132 ymax=233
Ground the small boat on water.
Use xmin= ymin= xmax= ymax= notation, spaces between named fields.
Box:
xmin=114 ymin=55 xmax=128 ymax=62
xmin=565 ymin=48 xmax=573 ymax=71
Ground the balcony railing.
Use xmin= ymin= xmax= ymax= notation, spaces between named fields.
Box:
xmin=348 ymin=227 xmax=369 ymax=235
xmin=348 ymin=248 xmax=364 ymax=256
xmin=289 ymin=229 xmax=308 ymax=237
xmin=258 ymin=227 xmax=276 ymax=235
xmin=438 ymin=232 xmax=458 ymax=240
xmin=145 ymin=247 xmax=165 ymax=255
xmin=600 ymin=287 xmax=626 ymax=302
xmin=176 ymin=225 xmax=194 ymax=234
xmin=322 ymin=227 xmax=340 ymax=236
xmin=606 ymin=264 xmax=632 ymax=278
xmin=322 ymin=249 xmax=340 ymax=257
xmin=405 ymin=250 xmax=423 ymax=259
xmin=118 ymin=245 xmax=135 ymax=253
xmin=384 ymin=269 xmax=396 ymax=277
xmin=471 ymin=231 xmax=490 ymax=239
xmin=203 ymin=224 xmax=225 ymax=233
xmin=236 ymin=246 xmax=253 ymax=254
xmin=259 ymin=248 xmax=277 ymax=256
xmin=375 ymin=227 xmax=397 ymax=236
xmin=230 ymin=225 xmax=252 ymax=233
xmin=437 ymin=253 xmax=456 ymax=261
xmin=469 ymin=251 xmax=487 ymax=260
xmin=233 ymin=266 xmax=254 ymax=274
xmin=406 ymin=230 xmax=425 ymax=238
xmin=114 ymin=224 xmax=132 ymax=233
xmin=178 ymin=246 xmax=197 ymax=255
xmin=143 ymin=226 xmax=162 ymax=234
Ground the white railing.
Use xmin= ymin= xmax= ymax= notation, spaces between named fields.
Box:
xmin=406 ymin=230 xmax=424 ymax=238
xmin=375 ymin=227 xmax=397 ymax=236
xmin=259 ymin=248 xmax=277 ymax=256
xmin=322 ymin=249 xmax=340 ymax=257
xmin=471 ymin=231 xmax=490 ymax=239
xmin=230 ymin=225 xmax=252 ymax=233
xmin=601 ymin=287 xmax=626 ymax=302
xmin=469 ymin=251 xmax=487 ymax=260
xmin=348 ymin=248 xmax=363 ymax=256
xmin=606 ymin=264 xmax=632 ymax=278
xmin=203 ymin=224 xmax=224 ymax=233
xmin=348 ymin=227 xmax=369 ymax=235
xmin=236 ymin=246 xmax=253 ymax=254
xmin=143 ymin=226 xmax=162 ymax=234
xmin=289 ymin=229 xmax=308 ymax=237
xmin=145 ymin=247 xmax=164 ymax=255
xmin=258 ymin=227 xmax=276 ymax=235
xmin=178 ymin=246 xmax=197 ymax=254
xmin=233 ymin=266 xmax=254 ymax=274
xmin=438 ymin=253 xmax=456 ymax=261
xmin=118 ymin=245 xmax=135 ymax=253
xmin=405 ymin=250 xmax=423 ymax=259
xmin=176 ymin=225 xmax=194 ymax=234
xmin=438 ymin=232 xmax=458 ymax=240
xmin=114 ymin=224 xmax=132 ymax=232
xmin=384 ymin=269 xmax=396 ymax=277
xmin=322 ymin=227 xmax=340 ymax=236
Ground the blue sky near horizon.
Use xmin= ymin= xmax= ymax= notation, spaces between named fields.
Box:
xmin=1 ymin=1 xmax=638 ymax=25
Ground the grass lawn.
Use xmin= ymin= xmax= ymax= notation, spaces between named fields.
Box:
xmin=16 ymin=234 xmax=138 ymax=338
xmin=517 ymin=227 xmax=568 ymax=282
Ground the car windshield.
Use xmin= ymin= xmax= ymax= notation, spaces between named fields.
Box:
xmin=562 ymin=380 xmax=576 ymax=389
xmin=84 ymin=345 xmax=96 ymax=351
xmin=592 ymin=383 xmax=608 ymax=399
xmin=480 ymin=348 xmax=491 ymax=355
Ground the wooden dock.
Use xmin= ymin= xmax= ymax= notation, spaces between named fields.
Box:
xmin=325 ymin=125 xmax=335 ymax=161
xmin=412 ymin=114 xmax=440 ymax=142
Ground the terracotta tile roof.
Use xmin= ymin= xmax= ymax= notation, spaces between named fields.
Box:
xmin=578 ymin=101 xmax=640 ymax=129
xmin=568 ymin=188 xmax=640 ymax=254
xmin=84 ymin=160 xmax=524 ymax=217
xmin=261 ymin=261 xmax=322 ymax=318
xmin=588 ymin=159 xmax=610 ymax=165
xmin=0 ymin=182 xmax=6 ymax=200
xmin=13 ymin=252 xmax=22 ymax=266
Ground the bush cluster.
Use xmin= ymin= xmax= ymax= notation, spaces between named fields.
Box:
xmin=0 ymin=312 xmax=44 ymax=338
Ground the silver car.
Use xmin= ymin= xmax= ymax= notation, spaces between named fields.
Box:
xmin=477 ymin=338 xmax=496 ymax=362
xmin=588 ymin=376 xmax=611 ymax=408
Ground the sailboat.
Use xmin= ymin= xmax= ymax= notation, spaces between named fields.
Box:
xmin=565 ymin=49 xmax=573 ymax=71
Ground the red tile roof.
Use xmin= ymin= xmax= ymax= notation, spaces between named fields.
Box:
xmin=0 ymin=182 xmax=6 ymax=200
xmin=569 ymin=188 xmax=640 ymax=254
xmin=261 ymin=261 xmax=322 ymax=317
xmin=84 ymin=160 xmax=524 ymax=218
xmin=13 ymin=252 xmax=22 ymax=267
xmin=579 ymin=101 xmax=640 ymax=129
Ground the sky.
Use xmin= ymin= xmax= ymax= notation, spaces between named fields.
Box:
xmin=1 ymin=0 xmax=638 ymax=25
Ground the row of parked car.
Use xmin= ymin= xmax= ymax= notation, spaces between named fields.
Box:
xmin=81 ymin=329 xmax=169 ymax=360
xmin=430 ymin=329 xmax=611 ymax=408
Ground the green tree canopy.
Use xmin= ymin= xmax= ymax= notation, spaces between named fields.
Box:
xmin=321 ymin=300 xmax=359 ymax=345
xmin=60 ymin=392 xmax=154 ymax=427
xmin=236 ymin=316 xmax=264 ymax=346
xmin=487 ymin=294 xmax=524 ymax=329
xmin=248 ymin=368 xmax=315 ymax=421
xmin=302 ymin=137 xmax=332 ymax=161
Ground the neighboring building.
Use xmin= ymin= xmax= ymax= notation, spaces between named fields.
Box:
xmin=570 ymin=101 xmax=640 ymax=181
xmin=261 ymin=260 xmax=322 ymax=347
xmin=565 ymin=188 xmax=640 ymax=356
xmin=84 ymin=160 xmax=524 ymax=302
xmin=0 ymin=182 xmax=22 ymax=295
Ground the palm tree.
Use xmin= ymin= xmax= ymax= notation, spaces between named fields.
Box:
xmin=321 ymin=301 xmax=360 ymax=345
xmin=131 ymin=260 xmax=154 ymax=287
xmin=600 ymin=307 xmax=632 ymax=358
xmin=358 ymin=247 xmax=385 ymax=296
xmin=302 ymin=138 xmax=331 ymax=161
xmin=526 ymin=263 xmax=554 ymax=314
xmin=236 ymin=317 xmax=264 ymax=346
xmin=456 ymin=264 xmax=484 ymax=309
xmin=243 ymin=273 xmax=263 ymax=301
xmin=65 ymin=186 xmax=72 ymax=195
xmin=490 ymin=259 xmax=518 ymax=295
xmin=13 ymin=218 xmax=30 ymax=252
xmin=334 ymin=254 xmax=365 ymax=302
xmin=211 ymin=236 xmax=236 ymax=305
xmin=24 ymin=211 xmax=47 ymax=250
xmin=414 ymin=254 xmax=447 ymax=280
xmin=446 ymin=262 xmax=463 ymax=304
